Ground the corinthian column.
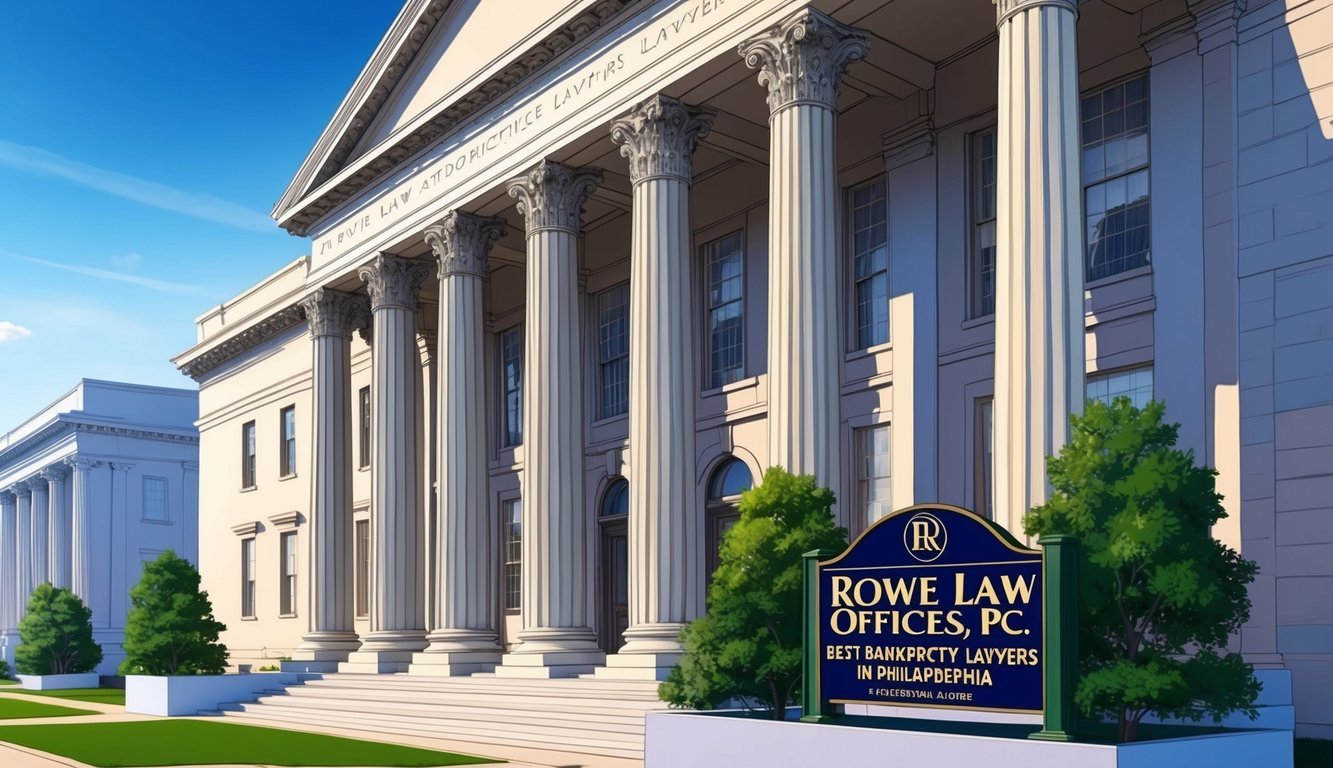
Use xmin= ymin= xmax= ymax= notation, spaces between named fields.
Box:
xmin=293 ymin=287 xmax=366 ymax=670
xmin=740 ymin=9 xmax=868 ymax=491
xmin=410 ymin=211 xmax=507 ymax=676
xmin=65 ymin=458 xmax=99 ymax=612
xmin=13 ymin=483 xmax=33 ymax=619
xmin=29 ymin=476 xmax=49 ymax=588
xmin=0 ymin=490 xmax=15 ymax=635
xmin=43 ymin=467 xmax=70 ymax=589
xmin=342 ymin=255 xmax=432 ymax=673
xmin=993 ymin=0 xmax=1085 ymax=535
xmin=600 ymin=95 xmax=713 ymax=680
xmin=498 ymin=160 xmax=605 ymax=678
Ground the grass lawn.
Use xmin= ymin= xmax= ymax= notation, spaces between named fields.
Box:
xmin=0 ymin=679 xmax=17 ymax=686
xmin=0 ymin=719 xmax=499 ymax=767
xmin=2 ymin=687 xmax=125 ymax=706
xmin=1296 ymin=738 xmax=1333 ymax=768
xmin=0 ymin=697 xmax=95 ymax=719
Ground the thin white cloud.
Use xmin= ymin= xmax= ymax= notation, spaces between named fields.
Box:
xmin=0 ymin=248 xmax=207 ymax=295
xmin=0 ymin=321 xmax=32 ymax=344
xmin=0 ymin=138 xmax=274 ymax=233
xmin=109 ymin=252 xmax=143 ymax=271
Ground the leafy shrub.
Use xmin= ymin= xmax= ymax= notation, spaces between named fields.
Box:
xmin=120 ymin=550 xmax=228 ymax=676
xmin=16 ymin=584 xmax=102 ymax=675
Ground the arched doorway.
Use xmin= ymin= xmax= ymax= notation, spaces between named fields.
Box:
xmin=705 ymin=457 xmax=753 ymax=583
xmin=598 ymin=477 xmax=629 ymax=653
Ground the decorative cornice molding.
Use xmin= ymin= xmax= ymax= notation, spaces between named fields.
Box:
xmin=994 ymin=0 xmax=1079 ymax=27
xmin=65 ymin=457 xmax=100 ymax=472
xmin=0 ymin=421 xmax=195 ymax=473
xmin=424 ymin=210 xmax=506 ymax=279
xmin=507 ymin=160 xmax=602 ymax=234
xmin=359 ymin=253 xmax=433 ymax=311
xmin=231 ymin=520 xmax=260 ymax=537
xmin=739 ymin=8 xmax=869 ymax=114
xmin=300 ymin=288 xmax=368 ymax=340
xmin=609 ymin=94 xmax=715 ymax=185
xmin=268 ymin=510 xmax=302 ymax=529
xmin=181 ymin=461 xmax=199 ymax=472
xmin=176 ymin=304 xmax=305 ymax=381
xmin=280 ymin=0 xmax=637 ymax=236
xmin=882 ymin=114 xmax=936 ymax=171
xmin=111 ymin=462 xmax=135 ymax=472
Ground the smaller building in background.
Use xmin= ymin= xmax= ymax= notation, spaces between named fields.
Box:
xmin=0 ymin=380 xmax=199 ymax=674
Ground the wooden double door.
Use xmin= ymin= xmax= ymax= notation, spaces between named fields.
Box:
xmin=599 ymin=516 xmax=629 ymax=653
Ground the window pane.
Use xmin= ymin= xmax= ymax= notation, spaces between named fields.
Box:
xmin=708 ymin=458 xmax=753 ymax=500
xmin=1087 ymin=366 xmax=1153 ymax=409
xmin=851 ymin=178 xmax=889 ymax=348
xmin=143 ymin=477 xmax=167 ymax=521
xmin=597 ymin=284 xmax=630 ymax=419
xmin=601 ymin=479 xmax=629 ymax=517
xmin=359 ymin=388 xmax=371 ymax=468
xmin=857 ymin=425 xmax=892 ymax=526
xmin=355 ymin=520 xmax=369 ymax=617
xmin=971 ymin=130 xmax=998 ymax=318
xmin=501 ymin=327 xmax=523 ymax=446
xmin=1083 ymin=75 xmax=1150 ymax=280
xmin=503 ymin=499 xmax=522 ymax=611
xmin=705 ymin=233 xmax=745 ymax=388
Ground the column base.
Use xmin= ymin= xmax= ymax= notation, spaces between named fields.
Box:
xmin=408 ymin=629 xmax=503 ymax=676
xmin=593 ymin=651 xmax=681 ymax=681
xmin=496 ymin=627 xmax=604 ymax=678
xmin=340 ymin=629 xmax=427 ymax=672
xmin=291 ymin=631 xmax=361 ymax=665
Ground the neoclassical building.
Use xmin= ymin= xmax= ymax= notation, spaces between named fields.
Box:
xmin=0 ymin=380 xmax=200 ymax=674
xmin=173 ymin=0 xmax=1333 ymax=736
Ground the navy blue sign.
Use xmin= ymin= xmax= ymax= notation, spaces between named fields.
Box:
xmin=816 ymin=505 xmax=1043 ymax=713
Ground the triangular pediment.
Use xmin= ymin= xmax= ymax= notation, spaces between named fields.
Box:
xmin=274 ymin=0 xmax=621 ymax=232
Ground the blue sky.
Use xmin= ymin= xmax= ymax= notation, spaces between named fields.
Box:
xmin=0 ymin=2 xmax=401 ymax=430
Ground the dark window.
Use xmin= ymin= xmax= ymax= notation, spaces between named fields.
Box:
xmin=358 ymin=387 xmax=371 ymax=469
xmin=143 ymin=476 xmax=168 ymax=521
xmin=241 ymin=421 xmax=256 ymax=489
xmin=279 ymin=531 xmax=297 ymax=615
xmin=971 ymin=129 xmax=998 ymax=318
xmin=503 ymin=498 xmax=522 ymax=611
xmin=500 ymin=327 xmax=523 ymax=447
xmin=241 ymin=538 xmax=256 ymax=618
xmin=1084 ymin=74 xmax=1151 ymax=281
xmin=975 ymin=398 xmax=994 ymax=520
xmin=1087 ymin=366 xmax=1153 ymax=408
xmin=597 ymin=284 xmax=630 ymax=419
xmin=354 ymin=519 xmax=369 ymax=618
xmin=851 ymin=178 xmax=889 ymax=348
xmin=703 ymin=232 xmax=745 ymax=389
xmin=601 ymin=478 xmax=628 ymax=518
xmin=280 ymin=406 xmax=296 ymax=477
xmin=705 ymin=457 xmax=753 ymax=581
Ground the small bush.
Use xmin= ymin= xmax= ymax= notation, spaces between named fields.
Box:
xmin=16 ymin=584 xmax=102 ymax=675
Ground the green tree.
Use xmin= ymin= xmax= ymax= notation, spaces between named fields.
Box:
xmin=119 ymin=550 xmax=228 ymax=676
xmin=15 ymin=584 xmax=102 ymax=675
xmin=1024 ymin=398 xmax=1260 ymax=742
xmin=660 ymin=467 xmax=848 ymax=719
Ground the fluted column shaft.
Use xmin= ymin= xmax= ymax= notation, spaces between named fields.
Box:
xmin=609 ymin=96 xmax=714 ymax=666
xmin=14 ymin=484 xmax=32 ymax=619
xmin=295 ymin=288 xmax=366 ymax=664
xmin=66 ymin=458 xmax=97 ymax=607
xmin=354 ymin=254 xmax=431 ymax=661
xmin=411 ymin=211 xmax=507 ymax=675
xmin=741 ymin=9 xmax=868 ymax=491
xmin=29 ymin=478 xmax=49 ymax=588
xmin=45 ymin=468 xmax=70 ymax=590
xmin=500 ymin=160 xmax=604 ymax=674
xmin=0 ymin=492 xmax=15 ymax=633
xmin=993 ymin=0 xmax=1085 ymax=534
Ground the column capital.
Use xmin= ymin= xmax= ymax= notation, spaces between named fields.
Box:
xmin=7 ymin=480 xmax=32 ymax=496
xmin=110 ymin=462 xmax=135 ymax=473
xmin=181 ymin=461 xmax=199 ymax=472
xmin=738 ymin=8 xmax=868 ymax=114
xmin=610 ymin=95 xmax=715 ymax=185
xmin=64 ymin=457 xmax=100 ymax=472
xmin=994 ymin=0 xmax=1079 ymax=26
xmin=0 ymin=488 xmax=14 ymax=505
xmin=301 ymin=287 xmax=369 ymax=339
xmin=424 ymin=211 xmax=507 ymax=280
xmin=506 ymin=160 xmax=602 ymax=234
xmin=358 ymin=254 xmax=432 ymax=312
xmin=38 ymin=466 xmax=67 ymax=483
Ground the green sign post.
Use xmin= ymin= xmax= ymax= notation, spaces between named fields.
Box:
xmin=1029 ymin=534 xmax=1079 ymax=741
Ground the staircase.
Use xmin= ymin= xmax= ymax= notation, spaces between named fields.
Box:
xmin=210 ymin=672 xmax=671 ymax=761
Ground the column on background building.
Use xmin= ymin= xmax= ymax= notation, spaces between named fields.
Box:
xmin=992 ymin=0 xmax=1085 ymax=535
xmin=498 ymin=160 xmax=605 ymax=678
xmin=66 ymin=458 xmax=99 ymax=620
xmin=343 ymin=254 xmax=432 ymax=672
xmin=0 ymin=491 xmax=15 ymax=635
xmin=600 ymin=95 xmax=714 ymax=679
xmin=417 ymin=329 xmax=437 ymax=639
xmin=411 ymin=211 xmax=508 ymax=676
xmin=292 ymin=287 xmax=366 ymax=670
xmin=13 ymin=483 xmax=32 ymax=620
xmin=29 ymin=476 xmax=49 ymax=588
xmin=739 ymin=8 xmax=868 ymax=492
xmin=45 ymin=467 xmax=71 ymax=590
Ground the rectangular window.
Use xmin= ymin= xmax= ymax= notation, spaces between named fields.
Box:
xmin=1087 ymin=365 xmax=1153 ymax=409
xmin=358 ymin=387 xmax=371 ymax=469
xmin=241 ymin=538 xmax=256 ymax=618
xmin=500 ymin=327 xmax=523 ymax=447
xmin=241 ymin=421 xmax=256 ymax=489
xmin=597 ymin=283 xmax=630 ymax=419
xmin=280 ymin=406 xmax=296 ymax=478
xmin=704 ymin=231 xmax=745 ymax=389
xmin=856 ymin=425 xmax=892 ymax=527
xmin=975 ymin=397 xmax=995 ymax=520
xmin=971 ymin=129 xmax=998 ymax=318
xmin=279 ymin=531 xmax=297 ymax=616
xmin=851 ymin=178 xmax=889 ymax=348
xmin=503 ymin=498 xmax=522 ymax=611
xmin=1084 ymin=74 xmax=1151 ymax=282
xmin=143 ymin=476 xmax=168 ymax=522
xmin=354 ymin=519 xmax=370 ymax=618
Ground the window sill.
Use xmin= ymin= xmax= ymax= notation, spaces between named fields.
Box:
xmin=845 ymin=341 xmax=892 ymax=363
xmin=239 ymin=485 xmax=257 ymax=493
xmin=591 ymin=412 xmax=628 ymax=428
xmin=141 ymin=518 xmax=173 ymax=526
xmin=278 ymin=613 xmax=297 ymax=620
xmin=240 ymin=616 xmax=257 ymax=622
xmin=357 ymin=464 xmax=370 ymax=472
xmin=702 ymin=375 xmax=759 ymax=398
xmin=961 ymin=314 xmax=994 ymax=330
xmin=1086 ymin=264 xmax=1152 ymax=290
xmin=279 ymin=473 xmax=298 ymax=482
xmin=504 ymin=609 xmax=521 ymax=616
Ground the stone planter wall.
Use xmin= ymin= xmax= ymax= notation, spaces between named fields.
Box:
xmin=125 ymin=673 xmax=321 ymax=716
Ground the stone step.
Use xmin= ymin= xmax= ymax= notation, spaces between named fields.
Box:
xmin=282 ymin=685 xmax=664 ymax=712
xmin=249 ymin=693 xmax=650 ymax=731
xmin=306 ymin=673 xmax=662 ymax=697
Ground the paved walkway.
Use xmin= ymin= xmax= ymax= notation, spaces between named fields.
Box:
xmin=0 ymin=687 xmax=641 ymax=768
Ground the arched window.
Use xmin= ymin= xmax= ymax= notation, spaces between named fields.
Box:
xmin=601 ymin=477 xmax=628 ymax=518
xmin=705 ymin=457 xmax=752 ymax=581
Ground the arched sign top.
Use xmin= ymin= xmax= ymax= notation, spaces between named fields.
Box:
xmin=822 ymin=504 xmax=1039 ymax=571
